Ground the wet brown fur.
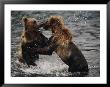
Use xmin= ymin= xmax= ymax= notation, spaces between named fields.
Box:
xmin=42 ymin=16 xmax=89 ymax=73
xmin=18 ymin=17 xmax=48 ymax=66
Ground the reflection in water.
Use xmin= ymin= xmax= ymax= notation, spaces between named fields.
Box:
xmin=11 ymin=11 xmax=100 ymax=77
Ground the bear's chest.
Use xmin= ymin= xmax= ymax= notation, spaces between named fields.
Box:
xmin=55 ymin=46 xmax=71 ymax=61
xmin=22 ymin=31 xmax=47 ymax=49
xmin=26 ymin=39 xmax=46 ymax=49
xmin=26 ymin=41 xmax=39 ymax=48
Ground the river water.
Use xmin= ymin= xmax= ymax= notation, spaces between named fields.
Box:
xmin=11 ymin=11 xmax=100 ymax=77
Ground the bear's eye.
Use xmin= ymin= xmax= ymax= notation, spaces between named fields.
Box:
xmin=33 ymin=20 xmax=36 ymax=24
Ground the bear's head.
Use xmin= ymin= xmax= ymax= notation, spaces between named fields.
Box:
xmin=22 ymin=17 xmax=38 ymax=31
xmin=43 ymin=16 xmax=64 ymax=30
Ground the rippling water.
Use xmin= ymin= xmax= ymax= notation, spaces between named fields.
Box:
xmin=11 ymin=11 xmax=100 ymax=77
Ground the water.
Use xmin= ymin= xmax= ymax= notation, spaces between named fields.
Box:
xmin=11 ymin=11 xmax=100 ymax=77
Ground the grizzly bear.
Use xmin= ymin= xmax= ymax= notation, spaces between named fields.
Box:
xmin=34 ymin=16 xmax=89 ymax=74
xmin=18 ymin=17 xmax=48 ymax=67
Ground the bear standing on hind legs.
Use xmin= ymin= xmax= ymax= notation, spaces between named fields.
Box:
xmin=18 ymin=17 xmax=48 ymax=67
xmin=34 ymin=16 xmax=89 ymax=74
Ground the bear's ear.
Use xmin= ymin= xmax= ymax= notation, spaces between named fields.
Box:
xmin=22 ymin=17 xmax=27 ymax=22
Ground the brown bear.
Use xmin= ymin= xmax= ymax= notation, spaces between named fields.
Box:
xmin=33 ymin=16 xmax=89 ymax=74
xmin=18 ymin=17 xmax=48 ymax=67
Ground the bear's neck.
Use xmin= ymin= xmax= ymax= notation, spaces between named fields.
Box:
xmin=52 ymin=26 xmax=64 ymax=34
xmin=52 ymin=28 xmax=61 ymax=35
xmin=25 ymin=28 xmax=38 ymax=32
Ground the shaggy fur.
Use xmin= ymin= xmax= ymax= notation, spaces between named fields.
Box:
xmin=35 ymin=16 xmax=89 ymax=74
xmin=18 ymin=17 xmax=48 ymax=67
